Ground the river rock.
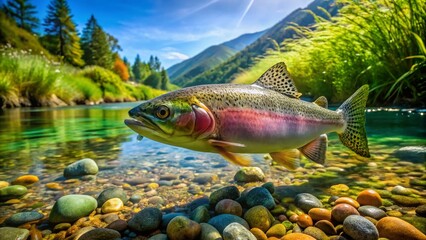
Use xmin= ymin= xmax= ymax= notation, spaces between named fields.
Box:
xmin=190 ymin=205 xmax=210 ymax=223
xmin=208 ymin=214 xmax=249 ymax=233
xmin=0 ymin=181 xmax=9 ymax=189
xmin=315 ymin=220 xmax=337 ymax=235
xmin=308 ymin=208 xmax=332 ymax=222
xmin=250 ymin=228 xmax=267 ymax=240
xmin=5 ymin=211 xmax=44 ymax=226
xmin=148 ymin=234 xmax=168 ymax=240
xmin=343 ymin=215 xmax=379 ymax=240
xmin=193 ymin=173 xmax=218 ymax=184
xmin=166 ymin=216 xmax=201 ymax=240
xmin=209 ymin=186 xmax=240 ymax=207
xmin=303 ymin=226 xmax=329 ymax=240
xmin=297 ymin=214 xmax=313 ymax=228
xmin=101 ymin=198 xmax=123 ymax=213
xmin=129 ymin=194 xmax=142 ymax=204
xmin=393 ymin=146 xmax=426 ymax=163
xmin=49 ymin=194 xmax=97 ymax=223
xmin=200 ymin=223 xmax=222 ymax=240
xmin=331 ymin=203 xmax=360 ymax=223
xmin=391 ymin=194 xmax=426 ymax=206
xmin=391 ymin=185 xmax=412 ymax=195
xmin=128 ymin=207 xmax=162 ymax=232
xmin=295 ymin=193 xmax=323 ymax=212
xmin=106 ymin=219 xmax=127 ymax=232
xmin=11 ymin=175 xmax=39 ymax=185
xmin=97 ymin=187 xmax=128 ymax=207
xmin=78 ymin=228 xmax=121 ymax=240
xmin=266 ymin=223 xmax=286 ymax=238
xmin=233 ymin=167 xmax=265 ymax=183
xmin=162 ymin=213 xmax=186 ymax=229
xmin=245 ymin=187 xmax=275 ymax=209
xmin=223 ymin=222 xmax=257 ymax=240
xmin=356 ymin=189 xmax=382 ymax=207
xmin=376 ymin=216 xmax=426 ymax=240
xmin=358 ymin=205 xmax=387 ymax=220
xmin=0 ymin=185 xmax=27 ymax=200
xmin=0 ymin=227 xmax=30 ymax=240
xmin=416 ymin=204 xmax=426 ymax=217
xmin=244 ymin=205 xmax=274 ymax=232
xmin=63 ymin=158 xmax=98 ymax=178
xmin=281 ymin=233 xmax=316 ymax=240
xmin=215 ymin=199 xmax=243 ymax=217
xmin=261 ymin=182 xmax=275 ymax=194
xmin=335 ymin=197 xmax=360 ymax=209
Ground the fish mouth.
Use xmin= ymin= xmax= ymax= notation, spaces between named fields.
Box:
xmin=124 ymin=118 xmax=156 ymax=131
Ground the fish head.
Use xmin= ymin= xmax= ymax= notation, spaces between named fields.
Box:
xmin=124 ymin=95 xmax=216 ymax=146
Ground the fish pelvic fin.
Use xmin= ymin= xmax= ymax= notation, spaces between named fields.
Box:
xmin=209 ymin=139 xmax=251 ymax=166
xmin=270 ymin=149 xmax=301 ymax=170
xmin=252 ymin=62 xmax=302 ymax=99
xmin=299 ymin=134 xmax=328 ymax=164
xmin=336 ymin=85 xmax=370 ymax=158
xmin=314 ymin=96 xmax=328 ymax=108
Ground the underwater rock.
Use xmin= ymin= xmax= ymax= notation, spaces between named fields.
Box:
xmin=315 ymin=220 xmax=337 ymax=235
xmin=308 ymin=208 xmax=332 ymax=222
xmin=101 ymin=198 xmax=123 ymax=213
xmin=128 ymin=207 xmax=162 ymax=232
xmin=391 ymin=185 xmax=413 ymax=195
xmin=376 ymin=217 xmax=426 ymax=240
xmin=162 ymin=213 xmax=186 ymax=229
xmin=266 ymin=223 xmax=286 ymax=238
xmin=193 ymin=173 xmax=219 ymax=184
xmin=233 ymin=167 xmax=265 ymax=183
xmin=11 ymin=175 xmax=39 ymax=185
xmin=391 ymin=194 xmax=426 ymax=207
xmin=343 ymin=215 xmax=379 ymax=240
xmin=208 ymin=214 xmax=249 ymax=234
xmin=63 ymin=158 xmax=99 ymax=178
xmin=166 ymin=216 xmax=201 ymax=240
xmin=295 ymin=193 xmax=323 ymax=212
xmin=393 ymin=146 xmax=426 ymax=163
xmin=97 ymin=187 xmax=128 ymax=207
xmin=190 ymin=205 xmax=210 ymax=223
xmin=78 ymin=228 xmax=121 ymax=240
xmin=49 ymin=195 xmax=97 ymax=223
xmin=281 ymin=233 xmax=316 ymax=240
xmin=250 ymin=228 xmax=268 ymax=240
xmin=209 ymin=186 xmax=240 ymax=207
xmin=303 ymin=226 xmax=328 ymax=240
xmin=5 ymin=211 xmax=44 ymax=226
xmin=244 ymin=205 xmax=274 ymax=232
xmin=331 ymin=203 xmax=360 ymax=223
xmin=223 ymin=222 xmax=257 ymax=240
xmin=416 ymin=205 xmax=426 ymax=217
xmin=106 ymin=219 xmax=127 ymax=232
xmin=261 ymin=182 xmax=275 ymax=194
xmin=335 ymin=197 xmax=360 ymax=209
xmin=356 ymin=189 xmax=382 ymax=207
xmin=200 ymin=223 xmax=222 ymax=240
xmin=0 ymin=227 xmax=29 ymax=240
xmin=0 ymin=185 xmax=27 ymax=200
xmin=245 ymin=187 xmax=275 ymax=209
xmin=358 ymin=206 xmax=387 ymax=220
xmin=148 ymin=234 xmax=168 ymax=240
xmin=215 ymin=199 xmax=243 ymax=217
xmin=297 ymin=214 xmax=314 ymax=228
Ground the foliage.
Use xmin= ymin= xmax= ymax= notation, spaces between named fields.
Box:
xmin=113 ymin=55 xmax=129 ymax=81
xmin=2 ymin=0 xmax=39 ymax=33
xmin=42 ymin=0 xmax=84 ymax=67
xmin=278 ymin=0 xmax=425 ymax=105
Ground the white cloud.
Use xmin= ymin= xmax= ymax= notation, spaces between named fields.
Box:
xmin=163 ymin=51 xmax=190 ymax=60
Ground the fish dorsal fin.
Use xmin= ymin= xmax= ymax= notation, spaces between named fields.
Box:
xmin=269 ymin=149 xmax=301 ymax=170
xmin=299 ymin=134 xmax=328 ymax=164
xmin=253 ymin=62 xmax=302 ymax=99
xmin=314 ymin=96 xmax=328 ymax=108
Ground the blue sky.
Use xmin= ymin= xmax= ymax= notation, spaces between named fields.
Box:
xmin=30 ymin=0 xmax=312 ymax=68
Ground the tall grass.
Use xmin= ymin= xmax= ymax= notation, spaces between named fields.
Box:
xmin=238 ymin=0 xmax=425 ymax=106
xmin=0 ymin=46 xmax=165 ymax=108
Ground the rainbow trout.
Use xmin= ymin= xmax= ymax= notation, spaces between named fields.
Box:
xmin=125 ymin=62 xmax=370 ymax=169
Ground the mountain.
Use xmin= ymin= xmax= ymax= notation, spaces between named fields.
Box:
xmin=167 ymin=30 xmax=265 ymax=86
xmin=179 ymin=0 xmax=338 ymax=87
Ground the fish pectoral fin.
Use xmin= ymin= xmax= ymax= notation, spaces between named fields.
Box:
xmin=299 ymin=134 xmax=328 ymax=164
xmin=269 ymin=149 xmax=301 ymax=170
xmin=208 ymin=139 xmax=246 ymax=148
xmin=208 ymin=139 xmax=250 ymax=166
xmin=314 ymin=96 xmax=328 ymax=108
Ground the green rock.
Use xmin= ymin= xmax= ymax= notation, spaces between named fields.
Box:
xmin=401 ymin=216 xmax=426 ymax=234
xmin=166 ymin=216 xmax=201 ymax=240
xmin=5 ymin=211 xmax=44 ymax=226
xmin=271 ymin=205 xmax=286 ymax=215
xmin=391 ymin=185 xmax=412 ymax=195
xmin=244 ymin=205 xmax=274 ymax=232
xmin=234 ymin=167 xmax=265 ymax=183
xmin=128 ymin=207 xmax=162 ymax=232
xmin=0 ymin=227 xmax=29 ymax=240
xmin=64 ymin=158 xmax=98 ymax=178
xmin=0 ymin=185 xmax=27 ymax=200
xmin=304 ymin=226 xmax=329 ymax=240
xmin=49 ymin=195 xmax=97 ymax=223
xmin=391 ymin=195 xmax=426 ymax=207
xmin=410 ymin=179 xmax=426 ymax=187
xmin=266 ymin=223 xmax=286 ymax=238
xmin=209 ymin=186 xmax=240 ymax=207
xmin=190 ymin=205 xmax=210 ymax=223
xmin=282 ymin=220 xmax=294 ymax=231
xmin=200 ymin=223 xmax=222 ymax=240
xmin=245 ymin=187 xmax=276 ymax=209
xmin=262 ymin=182 xmax=275 ymax=194
xmin=97 ymin=187 xmax=128 ymax=207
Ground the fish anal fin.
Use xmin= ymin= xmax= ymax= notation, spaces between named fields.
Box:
xmin=299 ymin=134 xmax=328 ymax=164
xmin=269 ymin=149 xmax=301 ymax=170
xmin=252 ymin=62 xmax=302 ymax=99
xmin=208 ymin=139 xmax=250 ymax=166
xmin=314 ymin=96 xmax=328 ymax=108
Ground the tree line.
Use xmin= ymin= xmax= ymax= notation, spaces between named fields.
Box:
xmin=1 ymin=0 xmax=172 ymax=90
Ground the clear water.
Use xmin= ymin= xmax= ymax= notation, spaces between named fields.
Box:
xmin=0 ymin=103 xmax=424 ymax=180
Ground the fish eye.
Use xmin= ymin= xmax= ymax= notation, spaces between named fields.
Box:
xmin=155 ymin=105 xmax=170 ymax=119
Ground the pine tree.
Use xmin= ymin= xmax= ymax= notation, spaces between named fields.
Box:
xmin=160 ymin=68 xmax=170 ymax=90
xmin=123 ymin=57 xmax=134 ymax=80
xmin=145 ymin=72 xmax=162 ymax=89
xmin=132 ymin=54 xmax=142 ymax=81
xmin=2 ymin=0 xmax=39 ymax=33
xmin=43 ymin=0 xmax=84 ymax=66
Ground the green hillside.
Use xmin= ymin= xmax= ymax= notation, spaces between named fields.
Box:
xmin=168 ymin=31 xmax=265 ymax=85
xmin=180 ymin=0 xmax=338 ymax=87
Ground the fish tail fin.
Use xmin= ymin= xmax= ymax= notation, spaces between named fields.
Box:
xmin=336 ymin=85 xmax=370 ymax=158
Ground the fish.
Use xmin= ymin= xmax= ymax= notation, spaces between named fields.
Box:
xmin=124 ymin=62 xmax=370 ymax=169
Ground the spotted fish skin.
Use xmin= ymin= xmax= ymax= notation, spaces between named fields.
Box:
xmin=125 ymin=62 xmax=370 ymax=167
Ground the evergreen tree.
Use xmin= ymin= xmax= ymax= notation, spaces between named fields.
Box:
xmin=43 ymin=0 xmax=84 ymax=66
xmin=123 ymin=56 xmax=134 ymax=80
xmin=82 ymin=18 xmax=113 ymax=68
xmin=132 ymin=54 xmax=142 ymax=81
xmin=160 ymin=68 xmax=170 ymax=90
xmin=144 ymin=72 xmax=162 ymax=89
xmin=148 ymin=55 xmax=161 ymax=72
xmin=2 ymin=0 xmax=39 ymax=33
